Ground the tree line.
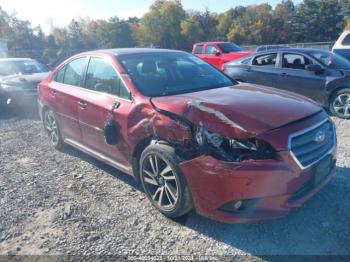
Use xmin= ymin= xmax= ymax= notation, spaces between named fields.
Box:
xmin=0 ymin=0 xmax=349 ymax=63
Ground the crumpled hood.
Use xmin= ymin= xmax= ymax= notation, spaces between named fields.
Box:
xmin=1 ymin=72 xmax=49 ymax=89
xmin=151 ymin=84 xmax=322 ymax=138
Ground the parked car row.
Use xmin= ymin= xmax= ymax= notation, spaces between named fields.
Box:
xmin=35 ymin=48 xmax=337 ymax=223
xmin=223 ymin=48 xmax=350 ymax=119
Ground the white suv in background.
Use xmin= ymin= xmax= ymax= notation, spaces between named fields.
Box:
xmin=333 ymin=30 xmax=350 ymax=61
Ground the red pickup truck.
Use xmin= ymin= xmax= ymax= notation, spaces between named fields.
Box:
xmin=192 ymin=42 xmax=254 ymax=70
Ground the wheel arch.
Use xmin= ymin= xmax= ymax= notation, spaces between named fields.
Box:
xmin=131 ymin=136 xmax=153 ymax=183
xmin=131 ymin=137 xmax=173 ymax=183
xmin=328 ymin=86 xmax=350 ymax=106
xmin=41 ymin=105 xmax=51 ymax=124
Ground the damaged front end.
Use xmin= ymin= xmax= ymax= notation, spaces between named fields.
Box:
xmin=193 ymin=125 xmax=277 ymax=162
xmin=149 ymin=98 xmax=278 ymax=165
xmin=146 ymin=97 xmax=335 ymax=223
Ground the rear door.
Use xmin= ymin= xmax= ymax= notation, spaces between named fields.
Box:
xmin=48 ymin=57 xmax=88 ymax=142
xmin=277 ymin=52 xmax=326 ymax=104
xmin=77 ymin=56 xmax=133 ymax=171
xmin=193 ymin=44 xmax=205 ymax=59
xmin=246 ymin=52 xmax=280 ymax=86
xmin=204 ymin=44 xmax=222 ymax=69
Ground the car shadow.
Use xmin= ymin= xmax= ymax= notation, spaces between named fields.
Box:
xmin=184 ymin=166 xmax=350 ymax=256
xmin=62 ymin=145 xmax=142 ymax=191
xmin=56 ymin=145 xmax=350 ymax=256
xmin=61 ymin=145 xmax=198 ymax=226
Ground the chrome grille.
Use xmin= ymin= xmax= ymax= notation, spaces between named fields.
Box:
xmin=289 ymin=119 xmax=336 ymax=169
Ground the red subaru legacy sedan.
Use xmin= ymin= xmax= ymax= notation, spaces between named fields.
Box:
xmin=38 ymin=48 xmax=337 ymax=223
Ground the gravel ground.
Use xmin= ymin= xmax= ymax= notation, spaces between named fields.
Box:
xmin=0 ymin=109 xmax=349 ymax=258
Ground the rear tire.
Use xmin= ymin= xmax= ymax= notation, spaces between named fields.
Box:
xmin=43 ymin=109 xmax=65 ymax=149
xmin=139 ymin=143 xmax=193 ymax=218
xmin=329 ymin=89 xmax=350 ymax=119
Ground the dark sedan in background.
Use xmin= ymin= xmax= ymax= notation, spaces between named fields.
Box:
xmin=223 ymin=48 xmax=350 ymax=119
xmin=0 ymin=58 xmax=50 ymax=110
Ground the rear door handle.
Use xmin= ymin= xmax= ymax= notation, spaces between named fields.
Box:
xmin=51 ymin=90 xmax=57 ymax=97
xmin=78 ymin=101 xmax=87 ymax=109
xmin=281 ymin=72 xmax=287 ymax=76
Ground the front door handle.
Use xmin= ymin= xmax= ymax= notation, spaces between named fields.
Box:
xmin=281 ymin=72 xmax=287 ymax=77
xmin=112 ymin=101 xmax=121 ymax=110
xmin=78 ymin=101 xmax=87 ymax=109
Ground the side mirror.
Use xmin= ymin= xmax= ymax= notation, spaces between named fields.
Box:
xmin=306 ymin=64 xmax=323 ymax=73
xmin=215 ymin=51 xmax=222 ymax=57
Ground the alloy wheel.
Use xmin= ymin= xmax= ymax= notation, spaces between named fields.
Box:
xmin=332 ymin=94 xmax=350 ymax=118
xmin=45 ymin=111 xmax=60 ymax=146
xmin=141 ymin=153 xmax=179 ymax=211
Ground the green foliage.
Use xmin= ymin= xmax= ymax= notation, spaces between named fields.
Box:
xmin=293 ymin=0 xmax=344 ymax=42
xmin=96 ymin=17 xmax=136 ymax=49
xmin=0 ymin=0 xmax=349 ymax=63
xmin=138 ymin=0 xmax=186 ymax=48
xmin=181 ymin=10 xmax=218 ymax=49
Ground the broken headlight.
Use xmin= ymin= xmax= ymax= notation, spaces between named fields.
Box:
xmin=194 ymin=126 xmax=276 ymax=162
xmin=195 ymin=126 xmax=223 ymax=148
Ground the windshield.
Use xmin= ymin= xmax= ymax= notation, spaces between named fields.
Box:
xmin=218 ymin=43 xmax=243 ymax=53
xmin=308 ymin=51 xmax=350 ymax=70
xmin=117 ymin=52 xmax=235 ymax=97
xmin=0 ymin=60 xmax=50 ymax=76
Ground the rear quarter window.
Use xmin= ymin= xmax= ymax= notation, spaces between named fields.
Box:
xmin=194 ymin=45 xmax=203 ymax=54
xmin=53 ymin=67 xmax=65 ymax=83
xmin=63 ymin=57 xmax=87 ymax=87
xmin=342 ymin=34 xmax=350 ymax=46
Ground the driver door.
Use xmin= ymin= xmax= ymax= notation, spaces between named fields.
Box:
xmin=77 ymin=56 xmax=133 ymax=171
xmin=277 ymin=52 xmax=326 ymax=104
xmin=204 ymin=44 xmax=222 ymax=70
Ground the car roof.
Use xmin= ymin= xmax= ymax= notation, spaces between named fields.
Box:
xmin=194 ymin=42 xmax=232 ymax=45
xmin=0 ymin=58 xmax=33 ymax=61
xmin=255 ymin=48 xmax=329 ymax=55
xmin=79 ymin=48 xmax=186 ymax=56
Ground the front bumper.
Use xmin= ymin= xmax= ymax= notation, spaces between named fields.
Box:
xmin=180 ymin=152 xmax=336 ymax=224
xmin=0 ymin=89 xmax=37 ymax=108
xmin=180 ymin=113 xmax=337 ymax=223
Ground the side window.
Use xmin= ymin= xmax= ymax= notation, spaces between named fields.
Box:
xmin=241 ymin=57 xmax=252 ymax=65
xmin=194 ymin=45 xmax=203 ymax=54
xmin=86 ymin=57 xmax=130 ymax=99
xmin=252 ymin=53 xmax=277 ymax=67
xmin=342 ymin=34 xmax=350 ymax=46
xmin=282 ymin=53 xmax=312 ymax=70
xmin=119 ymin=78 xmax=130 ymax=99
xmin=63 ymin=58 xmax=87 ymax=86
xmin=205 ymin=45 xmax=218 ymax=55
xmin=54 ymin=66 xmax=65 ymax=83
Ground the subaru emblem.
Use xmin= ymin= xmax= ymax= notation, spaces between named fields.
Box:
xmin=314 ymin=131 xmax=326 ymax=143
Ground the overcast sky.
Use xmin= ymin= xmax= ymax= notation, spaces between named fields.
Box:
xmin=0 ymin=0 xmax=302 ymax=33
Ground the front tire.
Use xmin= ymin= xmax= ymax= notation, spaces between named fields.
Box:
xmin=43 ymin=109 xmax=65 ymax=149
xmin=139 ymin=144 xmax=193 ymax=218
xmin=330 ymin=89 xmax=350 ymax=119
